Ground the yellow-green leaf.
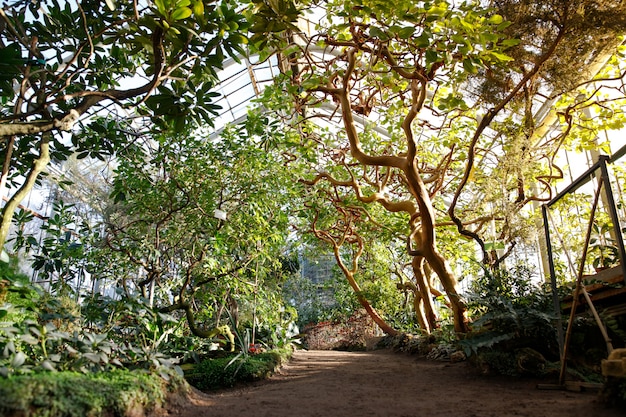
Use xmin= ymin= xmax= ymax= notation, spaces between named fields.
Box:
xmin=154 ymin=0 xmax=167 ymax=15
xmin=488 ymin=14 xmax=504 ymax=25
xmin=171 ymin=6 xmax=192 ymax=20
xmin=192 ymin=0 xmax=204 ymax=18
xmin=463 ymin=58 xmax=478 ymax=74
xmin=488 ymin=51 xmax=514 ymax=62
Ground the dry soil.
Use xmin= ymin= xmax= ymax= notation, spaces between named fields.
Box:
xmin=163 ymin=349 xmax=625 ymax=417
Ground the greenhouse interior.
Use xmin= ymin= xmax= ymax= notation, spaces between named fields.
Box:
xmin=1 ymin=1 xmax=626 ymax=416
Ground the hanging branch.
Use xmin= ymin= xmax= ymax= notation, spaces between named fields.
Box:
xmin=448 ymin=26 xmax=566 ymax=263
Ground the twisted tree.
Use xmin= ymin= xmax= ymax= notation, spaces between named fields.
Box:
xmin=256 ymin=0 xmax=626 ymax=333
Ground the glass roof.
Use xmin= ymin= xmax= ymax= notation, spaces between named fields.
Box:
xmin=209 ymin=55 xmax=280 ymax=135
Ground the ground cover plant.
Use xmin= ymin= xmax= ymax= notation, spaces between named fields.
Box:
xmin=0 ymin=369 xmax=184 ymax=417
xmin=184 ymin=348 xmax=292 ymax=391
xmin=0 ymin=257 xmax=300 ymax=415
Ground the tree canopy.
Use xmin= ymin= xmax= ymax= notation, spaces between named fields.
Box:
xmin=2 ymin=0 xmax=626 ymax=340
xmin=0 ymin=0 xmax=249 ymax=249
xmin=249 ymin=0 xmax=626 ymax=333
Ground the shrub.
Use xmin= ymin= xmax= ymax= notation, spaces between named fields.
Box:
xmin=185 ymin=348 xmax=291 ymax=391
xmin=0 ymin=369 xmax=185 ymax=417
xmin=460 ymin=263 xmax=560 ymax=375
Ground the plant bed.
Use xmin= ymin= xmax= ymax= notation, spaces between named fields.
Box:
xmin=0 ymin=369 xmax=187 ymax=417
xmin=184 ymin=348 xmax=292 ymax=391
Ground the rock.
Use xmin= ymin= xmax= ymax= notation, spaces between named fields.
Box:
xmin=450 ymin=350 xmax=467 ymax=363
xmin=602 ymin=348 xmax=626 ymax=378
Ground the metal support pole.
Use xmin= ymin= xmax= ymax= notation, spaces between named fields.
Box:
xmin=599 ymin=156 xmax=626 ymax=284
xmin=542 ymin=204 xmax=564 ymax=361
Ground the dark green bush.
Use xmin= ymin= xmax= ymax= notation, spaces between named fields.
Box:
xmin=185 ymin=348 xmax=291 ymax=391
xmin=458 ymin=264 xmax=563 ymax=376
xmin=461 ymin=264 xmax=560 ymax=359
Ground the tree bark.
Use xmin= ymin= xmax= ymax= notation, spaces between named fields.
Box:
xmin=331 ymin=244 xmax=398 ymax=336
xmin=0 ymin=134 xmax=50 ymax=250
xmin=412 ymin=256 xmax=438 ymax=333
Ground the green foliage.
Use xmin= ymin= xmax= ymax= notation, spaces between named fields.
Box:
xmin=99 ymin=125 xmax=300 ymax=344
xmin=0 ymin=312 xmax=181 ymax=379
xmin=185 ymin=348 xmax=291 ymax=391
xmin=0 ymin=278 xmax=181 ymax=379
xmin=82 ymin=293 xmax=179 ymax=349
xmin=245 ymin=0 xmax=302 ymax=53
xmin=0 ymin=258 xmax=31 ymax=308
xmin=461 ymin=264 xmax=559 ymax=359
xmin=0 ymin=0 xmax=250 ymax=133
xmin=588 ymin=221 xmax=622 ymax=270
xmin=0 ymin=0 xmax=254 ymax=252
xmin=473 ymin=347 xmax=549 ymax=377
xmin=283 ymin=267 xmax=361 ymax=328
xmin=0 ymin=369 xmax=183 ymax=417
xmin=3 ymin=118 xmax=304 ymax=369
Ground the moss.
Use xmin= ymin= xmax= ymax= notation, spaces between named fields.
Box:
xmin=185 ymin=348 xmax=292 ymax=391
xmin=0 ymin=369 xmax=185 ymax=417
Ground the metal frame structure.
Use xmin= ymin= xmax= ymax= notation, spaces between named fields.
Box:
xmin=541 ymin=148 xmax=626 ymax=372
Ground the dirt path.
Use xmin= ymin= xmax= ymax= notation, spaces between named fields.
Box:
xmin=166 ymin=349 xmax=624 ymax=417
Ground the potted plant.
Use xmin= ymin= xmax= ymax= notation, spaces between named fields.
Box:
xmin=588 ymin=221 xmax=620 ymax=272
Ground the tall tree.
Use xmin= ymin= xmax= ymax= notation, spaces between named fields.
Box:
xmin=97 ymin=120 xmax=300 ymax=340
xmin=257 ymin=0 xmax=626 ymax=333
xmin=0 ymin=0 xmax=249 ymax=249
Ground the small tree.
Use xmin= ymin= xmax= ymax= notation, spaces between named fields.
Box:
xmin=99 ymin=122 xmax=299 ymax=343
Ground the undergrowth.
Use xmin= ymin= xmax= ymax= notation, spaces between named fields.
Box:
xmin=185 ymin=348 xmax=292 ymax=391
xmin=0 ymin=369 xmax=186 ymax=417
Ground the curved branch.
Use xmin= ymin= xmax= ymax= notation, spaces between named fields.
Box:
xmin=0 ymin=25 xmax=166 ymax=137
xmin=338 ymin=48 xmax=407 ymax=169
xmin=447 ymin=25 xmax=567 ymax=259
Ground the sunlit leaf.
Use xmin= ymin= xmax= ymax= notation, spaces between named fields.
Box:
xmin=171 ymin=6 xmax=192 ymax=20
xmin=11 ymin=352 xmax=26 ymax=368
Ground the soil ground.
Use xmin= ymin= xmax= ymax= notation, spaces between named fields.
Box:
xmin=164 ymin=349 xmax=625 ymax=417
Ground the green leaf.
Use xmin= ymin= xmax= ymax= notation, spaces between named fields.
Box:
xmin=488 ymin=14 xmax=504 ymax=25
xmin=171 ymin=6 xmax=192 ymax=20
xmin=425 ymin=49 xmax=438 ymax=64
xmin=192 ymin=0 xmax=204 ymax=18
xmin=369 ymin=27 xmax=387 ymax=40
xmin=462 ymin=58 xmax=477 ymax=74
xmin=11 ymin=352 xmax=26 ymax=368
xmin=41 ymin=360 xmax=56 ymax=371
xmin=83 ymin=353 xmax=101 ymax=363
xmin=415 ymin=33 xmax=430 ymax=48
xmin=20 ymin=334 xmax=39 ymax=345
xmin=484 ymin=241 xmax=505 ymax=251
xmin=154 ymin=0 xmax=167 ymax=15
xmin=398 ymin=27 xmax=415 ymax=39
xmin=487 ymin=51 xmax=514 ymax=62
xmin=501 ymin=39 xmax=521 ymax=48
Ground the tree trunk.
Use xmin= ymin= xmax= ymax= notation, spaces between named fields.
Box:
xmin=412 ymin=256 xmax=438 ymax=332
xmin=423 ymin=246 xmax=469 ymax=333
xmin=405 ymin=151 xmax=469 ymax=333
xmin=0 ymin=135 xmax=51 ymax=250
xmin=332 ymin=245 xmax=398 ymax=336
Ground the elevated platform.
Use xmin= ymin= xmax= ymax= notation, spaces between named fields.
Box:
xmin=561 ymin=265 xmax=626 ymax=315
